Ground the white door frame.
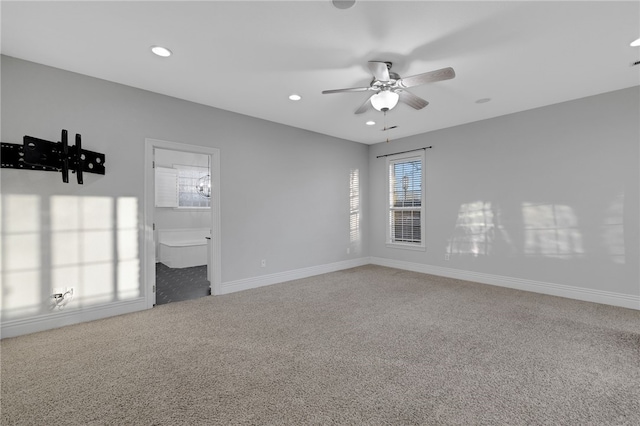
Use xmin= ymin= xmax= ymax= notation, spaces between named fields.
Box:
xmin=143 ymin=138 xmax=222 ymax=308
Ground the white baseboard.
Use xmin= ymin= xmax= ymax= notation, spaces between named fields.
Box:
xmin=2 ymin=259 xmax=369 ymax=339
xmin=4 ymin=257 xmax=636 ymax=339
xmin=220 ymin=257 xmax=370 ymax=295
xmin=1 ymin=298 xmax=147 ymax=339
xmin=370 ymin=257 xmax=640 ymax=310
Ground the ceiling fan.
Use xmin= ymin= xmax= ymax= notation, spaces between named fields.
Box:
xmin=322 ymin=61 xmax=455 ymax=114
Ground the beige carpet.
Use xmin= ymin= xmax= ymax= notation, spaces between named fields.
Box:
xmin=2 ymin=265 xmax=639 ymax=425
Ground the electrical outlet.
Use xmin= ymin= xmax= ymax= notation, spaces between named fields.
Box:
xmin=52 ymin=287 xmax=74 ymax=309
xmin=444 ymin=253 xmax=450 ymax=261
xmin=261 ymin=259 xmax=266 ymax=267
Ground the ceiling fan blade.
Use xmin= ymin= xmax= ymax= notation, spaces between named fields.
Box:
xmin=381 ymin=126 xmax=398 ymax=131
xmin=322 ymin=87 xmax=371 ymax=94
xmin=397 ymin=90 xmax=429 ymax=110
xmin=397 ymin=67 xmax=456 ymax=88
xmin=368 ymin=61 xmax=390 ymax=82
xmin=354 ymin=94 xmax=376 ymax=114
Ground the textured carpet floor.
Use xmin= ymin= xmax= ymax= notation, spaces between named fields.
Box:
xmin=1 ymin=265 xmax=639 ymax=425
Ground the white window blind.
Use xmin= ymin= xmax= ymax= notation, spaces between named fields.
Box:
xmin=349 ymin=169 xmax=360 ymax=243
xmin=387 ymin=153 xmax=425 ymax=248
xmin=155 ymin=167 xmax=178 ymax=208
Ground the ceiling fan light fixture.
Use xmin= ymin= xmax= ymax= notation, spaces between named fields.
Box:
xmin=370 ymin=90 xmax=399 ymax=112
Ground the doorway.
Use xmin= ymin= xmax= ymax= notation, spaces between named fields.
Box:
xmin=144 ymin=139 xmax=221 ymax=308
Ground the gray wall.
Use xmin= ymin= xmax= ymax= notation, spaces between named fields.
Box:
xmin=369 ymin=87 xmax=639 ymax=297
xmin=2 ymin=53 xmax=637 ymax=335
xmin=1 ymin=56 xmax=369 ymax=325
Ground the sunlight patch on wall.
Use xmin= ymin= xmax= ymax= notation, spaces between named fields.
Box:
xmin=1 ymin=194 xmax=141 ymax=322
xmin=117 ymin=197 xmax=140 ymax=299
xmin=448 ymin=201 xmax=505 ymax=257
xmin=1 ymin=195 xmax=42 ymax=319
xmin=602 ymin=193 xmax=625 ymax=264
xmin=52 ymin=196 xmax=115 ymax=305
xmin=522 ymin=203 xmax=584 ymax=259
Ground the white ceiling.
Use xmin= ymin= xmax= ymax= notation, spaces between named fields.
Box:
xmin=2 ymin=1 xmax=639 ymax=145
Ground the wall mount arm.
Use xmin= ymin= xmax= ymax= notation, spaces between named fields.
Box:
xmin=1 ymin=129 xmax=105 ymax=184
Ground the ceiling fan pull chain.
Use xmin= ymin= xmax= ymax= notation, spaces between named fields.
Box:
xmin=384 ymin=111 xmax=390 ymax=143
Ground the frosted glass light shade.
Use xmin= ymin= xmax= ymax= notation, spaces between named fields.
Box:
xmin=196 ymin=175 xmax=211 ymax=198
xmin=371 ymin=91 xmax=399 ymax=111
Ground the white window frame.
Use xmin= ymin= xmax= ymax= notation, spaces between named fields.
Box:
xmin=385 ymin=150 xmax=426 ymax=251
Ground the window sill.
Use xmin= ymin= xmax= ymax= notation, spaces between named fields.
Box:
xmin=386 ymin=242 xmax=426 ymax=252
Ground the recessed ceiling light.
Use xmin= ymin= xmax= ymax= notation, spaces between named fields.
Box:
xmin=332 ymin=0 xmax=356 ymax=10
xmin=288 ymin=94 xmax=301 ymax=101
xmin=631 ymin=37 xmax=640 ymax=47
xmin=151 ymin=46 xmax=172 ymax=57
xmin=366 ymin=121 xmax=376 ymax=126
xmin=475 ymin=98 xmax=491 ymax=104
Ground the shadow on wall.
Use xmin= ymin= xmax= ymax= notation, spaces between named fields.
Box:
xmin=1 ymin=194 xmax=141 ymax=321
xmin=446 ymin=194 xmax=625 ymax=264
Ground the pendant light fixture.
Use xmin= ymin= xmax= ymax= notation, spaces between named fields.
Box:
xmin=196 ymin=156 xmax=211 ymax=198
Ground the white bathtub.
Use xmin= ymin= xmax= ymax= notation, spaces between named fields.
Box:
xmin=158 ymin=228 xmax=210 ymax=269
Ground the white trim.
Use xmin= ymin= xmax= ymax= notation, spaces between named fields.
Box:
xmin=144 ymin=139 xmax=222 ymax=307
xmin=4 ymin=256 xmax=637 ymax=338
xmin=385 ymin=242 xmax=426 ymax=251
xmin=220 ymin=258 xmax=370 ymax=295
xmin=370 ymin=257 xmax=640 ymax=310
xmin=0 ymin=298 xmax=147 ymax=339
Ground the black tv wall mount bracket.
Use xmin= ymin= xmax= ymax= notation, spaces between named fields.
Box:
xmin=1 ymin=129 xmax=105 ymax=184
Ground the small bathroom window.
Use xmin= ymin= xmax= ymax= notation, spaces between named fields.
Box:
xmin=155 ymin=165 xmax=210 ymax=209
xmin=174 ymin=165 xmax=211 ymax=209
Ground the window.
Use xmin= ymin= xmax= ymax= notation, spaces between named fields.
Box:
xmin=155 ymin=165 xmax=210 ymax=209
xmin=387 ymin=151 xmax=425 ymax=249
xmin=349 ymin=169 xmax=360 ymax=243
xmin=174 ymin=165 xmax=210 ymax=209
